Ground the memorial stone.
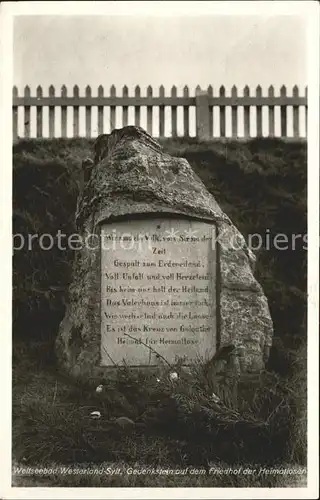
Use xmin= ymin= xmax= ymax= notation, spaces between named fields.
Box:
xmin=56 ymin=126 xmax=273 ymax=378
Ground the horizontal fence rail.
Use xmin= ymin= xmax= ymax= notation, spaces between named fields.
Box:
xmin=12 ymin=84 xmax=308 ymax=140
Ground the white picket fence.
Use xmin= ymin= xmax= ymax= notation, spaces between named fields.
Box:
xmin=13 ymin=84 xmax=308 ymax=140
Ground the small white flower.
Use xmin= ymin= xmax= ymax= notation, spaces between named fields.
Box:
xmin=211 ymin=393 xmax=220 ymax=403
xmin=169 ymin=372 xmax=179 ymax=381
xmin=95 ymin=384 xmax=104 ymax=393
xmin=90 ymin=411 xmax=101 ymax=419
xmin=156 ymin=378 xmax=161 ymax=383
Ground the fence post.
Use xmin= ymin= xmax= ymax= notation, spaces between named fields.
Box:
xmin=196 ymin=88 xmax=210 ymax=140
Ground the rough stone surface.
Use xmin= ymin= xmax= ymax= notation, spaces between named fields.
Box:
xmin=56 ymin=126 xmax=273 ymax=377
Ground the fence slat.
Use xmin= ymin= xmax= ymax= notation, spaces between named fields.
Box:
xmin=292 ymin=85 xmax=299 ymax=138
xmin=73 ymin=85 xmax=79 ymax=137
xmin=13 ymin=86 xmax=18 ymax=140
xmin=207 ymin=85 xmax=213 ymax=137
xmin=219 ymin=86 xmax=226 ymax=138
xmin=134 ymin=86 xmax=141 ymax=127
xmin=122 ymin=86 xmax=128 ymax=127
xmin=183 ymin=86 xmax=189 ymax=137
xmin=231 ymin=85 xmax=238 ymax=138
xmin=305 ymin=86 xmax=308 ymax=137
xmin=110 ymin=85 xmax=116 ymax=131
xmin=268 ymin=86 xmax=275 ymax=137
xmin=147 ymin=86 xmax=153 ymax=135
xmin=61 ymin=85 xmax=67 ymax=138
xmin=256 ymin=85 xmax=262 ymax=137
xmin=24 ymin=86 xmax=31 ymax=138
xmin=171 ymin=86 xmax=177 ymax=137
xmin=86 ymin=86 xmax=92 ymax=137
xmin=280 ymin=85 xmax=287 ymax=137
xmin=36 ymin=86 xmax=43 ymax=138
xmin=159 ymin=86 xmax=165 ymax=137
xmin=243 ymin=85 xmax=250 ymax=138
xmin=98 ymin=85 xmax=104 ymax=135
xmin=49 ymin=85 xmax=55 ymax=138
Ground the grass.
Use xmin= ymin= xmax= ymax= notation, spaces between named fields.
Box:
xmin=12 ymin=339 xmax=307 ymax=487
xmin=12 ymin=136 xmax=307 ymax=486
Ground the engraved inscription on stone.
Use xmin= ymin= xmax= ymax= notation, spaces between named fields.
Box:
xmin=100 ymin=218 xmax=216 ymax=366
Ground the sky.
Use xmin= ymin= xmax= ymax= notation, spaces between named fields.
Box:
xmin=13 ymin=14 xmax=308 ymax=137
